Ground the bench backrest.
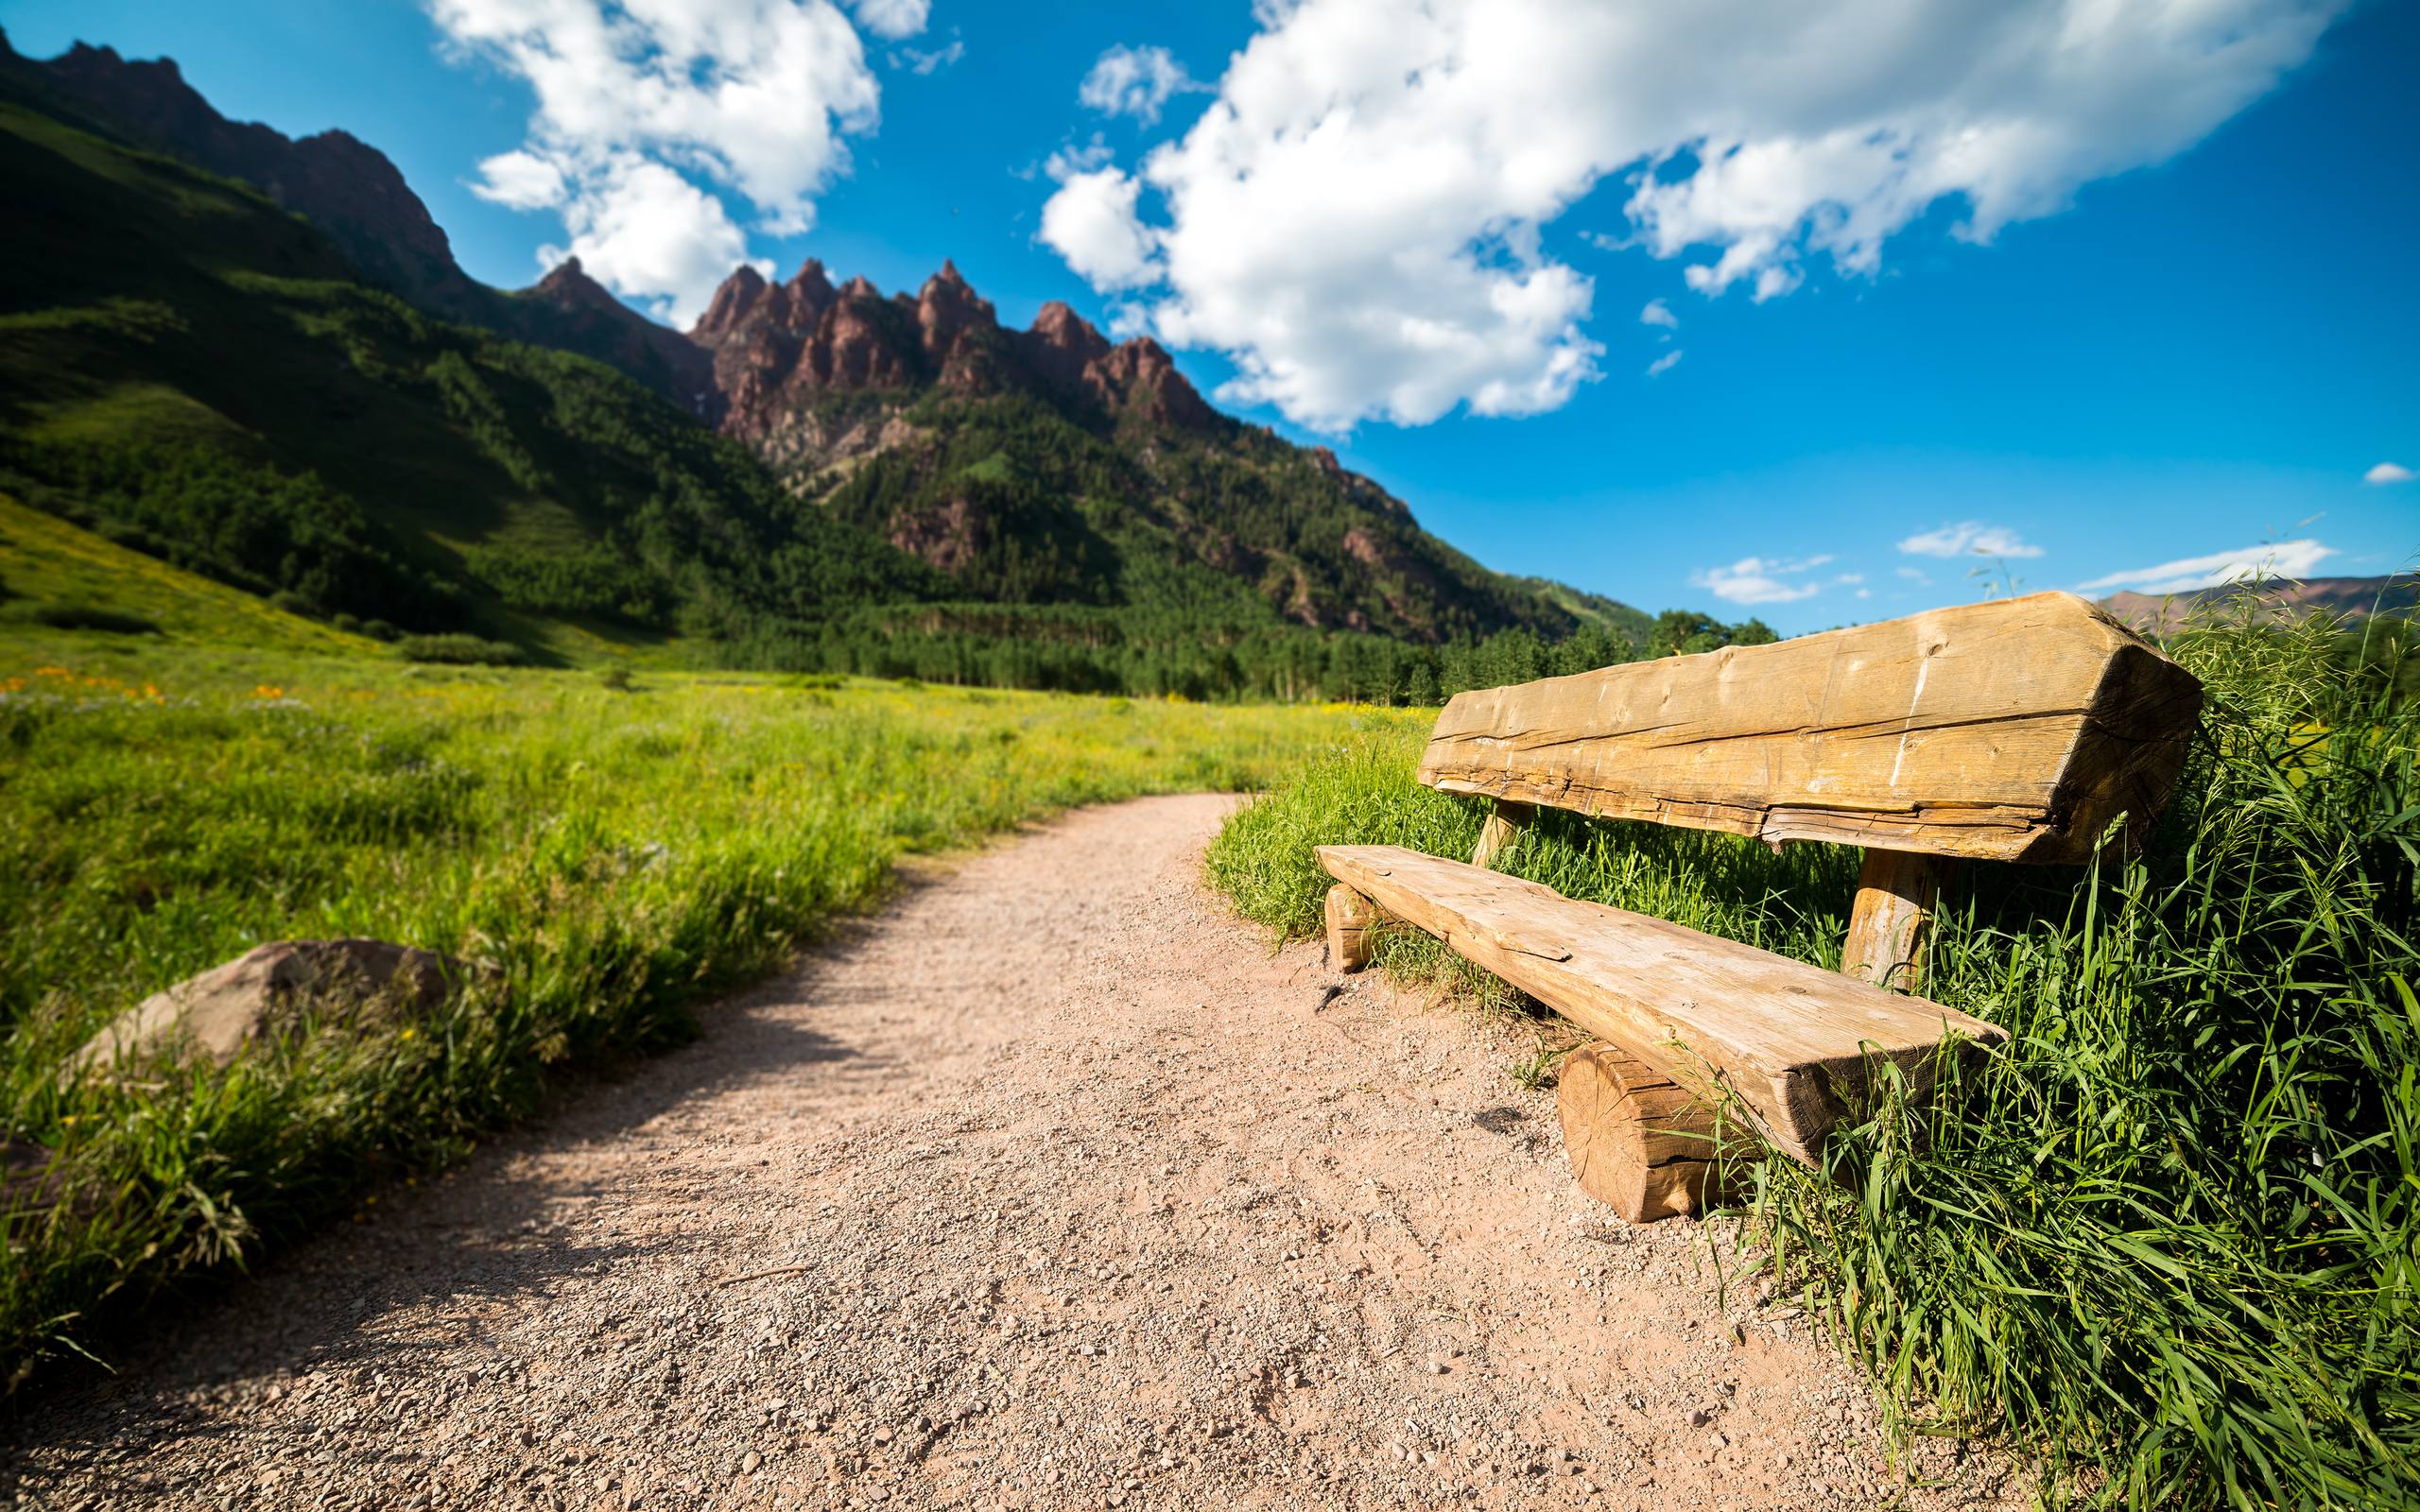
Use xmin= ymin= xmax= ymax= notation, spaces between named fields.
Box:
xmin=1419 ymin=592 xmax=2203 ymax=865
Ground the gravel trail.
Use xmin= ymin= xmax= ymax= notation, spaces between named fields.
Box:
xmin=3 ymin=795 xmax=2016 ymax=1511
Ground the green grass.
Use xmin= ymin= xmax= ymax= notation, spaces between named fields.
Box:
xmin=1206 ymin=606 xmax=2420 ymax=1509
xmin=0 ymin=629 xmax=1418 ymax=1383
xmin=0 ymin=491 xmax=374 ymax=655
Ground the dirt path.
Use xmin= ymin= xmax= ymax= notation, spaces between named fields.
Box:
xmin=4 ymin=795 xmax=2015 ymax=1511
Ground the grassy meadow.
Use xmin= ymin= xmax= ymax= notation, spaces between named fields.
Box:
xmin=1208 ymin=605 xmax=2420 ymax=1510
xmin=0 ymin=614 xmax=1411 ymax=1382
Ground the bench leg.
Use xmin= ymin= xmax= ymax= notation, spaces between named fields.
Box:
xmin=1842 ymin=849 xmax=1950 ymax=994
xmin=1555 ymin=1043 xmax=1731 ymax=1223
xmin=1470 ymin=798 xmax=1535 ymax=869
xmin=1323 ymin=884 xmax=1388 ymax=972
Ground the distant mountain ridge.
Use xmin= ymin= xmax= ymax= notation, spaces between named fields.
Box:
xmin=2100 ymin=575 xmax=2417 ymax=634
xmin=692 ymin=259 xmax=1216 ymax=437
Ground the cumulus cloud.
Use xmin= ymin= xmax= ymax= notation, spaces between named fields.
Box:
xmin=850 ymin=0 xmax=928 ymax=41
xmin=1898 ymin=522 xmax=2046 ymax=559
xmin=2075 ymin=540 xmax=2338 ymax=596
xmin=1639 ymin=299 xmax=1678 ymax=329
xmin=469 ymin=147 xmax=568 ymax=210
xmin=2366 ymin=461 xmax=2415 ymax=485
xmin=430 ymin=0 xmax=887 ymax=325
xmin=1645 ymin=350 xmax=1683 ymax=377
xmin=1692 ymin=554 xmax=1835 ymax=605
xmin=1039 ymin=167 xmax=1160 ymax=290
xmin=1078 ymin=44 xmax=1202 ymax=127
xmin=1039 ymin=0 xmax=2343 ymax=429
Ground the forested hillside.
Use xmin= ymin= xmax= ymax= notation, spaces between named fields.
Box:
xmin=0 ymin=87 xmax=942 ymax=663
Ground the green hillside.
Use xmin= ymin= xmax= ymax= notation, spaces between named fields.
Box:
xmin=0 ymin=490 xmax=372 ymax=655
xmin=0 ymin=94 xmax=940 ymax=664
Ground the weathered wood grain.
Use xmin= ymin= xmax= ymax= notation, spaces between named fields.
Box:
xmin=1556 ymin=1043 xmax=1735 ymax=1222
xmin=1841 ymin=850 xmax=1949 ymax=994
xmin=1470 ymin=799 xmax=1534 ymax=869
xmin=1323 ymin=884 xmax=1386 ymax=973
xmin=1315 ymin=844 xmax=2006 ymax=1165
xmin=1417 ymin=592 xmax=2203 ymax=864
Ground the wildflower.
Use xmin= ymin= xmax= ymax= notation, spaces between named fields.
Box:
xmin=254 ymin=684 xmax=285 ymax=699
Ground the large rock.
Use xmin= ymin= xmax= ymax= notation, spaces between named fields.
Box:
xmin=71 ymin=939 xmax=469 ymax=1075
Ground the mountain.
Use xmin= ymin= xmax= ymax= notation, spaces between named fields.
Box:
xmin=0 ymin=30 xmax=713 ymax=409
xmin=0 ymin=73 xmax=940 ymax=660
xmin=0 ymin=29 xmax=1700 ymax=698
xmin=2100 ymin=575 xmax=2417 ymax=635
xmin=683 ymin=257 xmax=1602 ymax=644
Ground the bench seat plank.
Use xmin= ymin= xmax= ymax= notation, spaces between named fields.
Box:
xmin=1316 ymin=844 xmax=2007 ymax=1165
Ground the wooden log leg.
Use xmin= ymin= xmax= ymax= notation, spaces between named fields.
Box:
xmin=1555 ymin=1043 xmax=1731 ymax=1223
xmin=1841 ymin=849 xmax=1951 ymax=994
xmin=1323 ymin=884 xmax=1387 ymax=972
xmin=1471 ymin=798 xmax=1535 ymax=870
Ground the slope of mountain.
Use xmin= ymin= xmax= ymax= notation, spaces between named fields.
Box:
xmin=685 ymin=258 xmax=1589 ymax=643
xmin=0 ymin=28 xmax=713 ymax=408
xmin=2100 ymin=575 xmax=2417 ymax=634
xmin=0 ymin=82 xmax=941 ymax=658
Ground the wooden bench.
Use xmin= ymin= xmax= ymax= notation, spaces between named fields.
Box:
xmin=1319 ymin=592 xmax=2204 ymax=1221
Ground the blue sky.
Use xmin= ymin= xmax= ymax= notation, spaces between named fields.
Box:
xmin=6 ymin=0 xmax=2414 ymax=631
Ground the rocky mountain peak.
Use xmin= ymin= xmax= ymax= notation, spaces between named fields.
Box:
xmin=687 ymin=268 xmax=769 ymax=348
xmin=530 ymin=257 xmax=619 ymax=309
xmin=916 ymin=260 xmax=999 ymax=379
xmin=1093 ymin=335 xmax=1217 ymax=430
xmin=788 ymin=258 xmax=836 ymax=303
xmin=690 ymin=264 xmax=768 ymax=343
xmin=1029 ymin=301 xmax=1111 ymax=361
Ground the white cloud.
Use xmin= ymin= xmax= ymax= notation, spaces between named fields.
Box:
xmin=1041 ymin=136 xmax=1115 ymax=181
xmin=1692 ymin=554 xmax=1835 ymax=605
xmin=2075 ymin=539 xmax=2338 ymax=596
xmin=544 ymin=156 xmax=773 ymax=324
xmin=1078 ymin=44 xmax=1202 ymax=127
xmin=1639 ymin=298 xmax=1678 ymax=329
xmin=894 ymin=38 xmax=961 ymax=75
xmin=468 ymin=147 xmax=567 ymax=209
xmin=1894 ymin=565 xmax=1930 ymax=582
xmin=1039 ymin=0 xmax=2343 ymax=430
xmin=1898 ymin=522 xmax=2046 ymax=559
xmin=851 ymin=0 xmax=927 ymax=41
xmin=429 ymin=0 xmax=887 ymax=325
xmin=1645 ymin=350 xmax=1683 ymax=377
xmin=2366 ymin=461 xmax=2415 ymax=485
xmin=1038 ymin=167 xmax=1160 ymax=289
